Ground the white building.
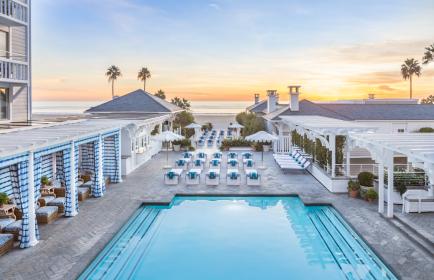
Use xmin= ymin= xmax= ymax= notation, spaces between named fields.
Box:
xmin=0 ymin=0 xmax=31 ymax=123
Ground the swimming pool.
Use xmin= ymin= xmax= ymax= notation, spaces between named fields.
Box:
xmin=79 ymin=196 xmax=397 ymax=280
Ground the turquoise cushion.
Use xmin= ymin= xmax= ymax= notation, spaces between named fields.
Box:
xmin=208 ymin=172 xmax=217 ymax=179
xmin=167 ymin=171 xmax=176 ymax=179
xmin=248 ymin=172 xmax=259 ymax=180
xmin=229 ymin=172 xmax=238 ymax=180
xmin=4 ymin=220 xmax=22 ymax=231
xmin=36 ymin=206 xmax=58 ymax=217
xmin=0 ymin=233 xmax=13 ymax=245
xmin=0 ymin=218 xmax=15 ymax=231
xmin=188 ymin=172 xmax=197 ymax=179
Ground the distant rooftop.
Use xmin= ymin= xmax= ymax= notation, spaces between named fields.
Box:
xmin=85 ymin=89 xmax=183 ymax=114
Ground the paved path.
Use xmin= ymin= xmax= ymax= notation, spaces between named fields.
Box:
xmin=0 ymin=151 xmax=433 ymax=280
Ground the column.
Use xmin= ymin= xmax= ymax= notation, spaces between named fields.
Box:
xmin=98 ymin=134 xmax=104 ymax=195
xmin=386 ymin=155 xmax=394 ymax=218
xmin=330 ymin=135 xmax=336 ymax=178
xmin=69 ymin=142 xmax=78 ymax=216
xmin=345 ymin=140 xmax=351 ymax=177
xmin=278 ymin=124 xmax=284 ymax=153
xmin=158 ymin=123 xmax=163 ymax=133
xmin=51 ymin=153 xmax=57 ymax=178
xmin=378 ymin=161 xmax=384 ymax=214
xmin=27 ymin=152 xmax=39 ymax=246
xmin=117 ymin=132 xmax=123 ymax=183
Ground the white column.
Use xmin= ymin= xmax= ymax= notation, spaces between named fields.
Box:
xmin=69 ymin=142 xmax=78 ymax=216
xmin=27 ymin=152 xmax=39 ymax=247
xmin=51 ymin=153 xmax=57 ymax=178
xmin=117 ymin=133 xmax=123 ymax=183
xmin=158 ymin=123 xmax=163 ymax=133
xmin=330 ymin=135 xmax=336 ymax=178
xmin=278 ymin=124 xmax=284 ymax=153
xmin=378 ymin=161 xmax=385 ymax=214
xmin=386 ymin=155 xmax=394 ymax=218
xmin=345 ymin=141 xmax=351 ymax=177
xmin=98 ymin=134 xmax=104 ymax=196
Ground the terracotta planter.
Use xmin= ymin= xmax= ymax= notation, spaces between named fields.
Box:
xmin=349 ymin=190 xmax=359 ymax=198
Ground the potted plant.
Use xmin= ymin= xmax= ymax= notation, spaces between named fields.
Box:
xmin=358 ymin=172 xmax=375 ymax=199
xmin=0 ymin=192 xmax=9 ymax=207
xmin=365 ymin=189 xmax=378 ymax=203
xmin=347 ymin=180 xmax=360 ymax=198
xmin=172 ymin=140 xmax=182 ymax=152
xmin=262 ymin=141 xmax=271 ymax=152
xmin=41 ymin=176 xmax=51 ymax=187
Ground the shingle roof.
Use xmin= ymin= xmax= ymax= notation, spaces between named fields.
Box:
xmin=247 ymin=100 xmax=267 ymax=113
xmin=85 ymin=89 xmax=183 ymax=114
xmin=270 ymin=100 xmax=434 ymax=121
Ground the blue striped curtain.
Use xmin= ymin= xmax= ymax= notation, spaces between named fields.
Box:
xmin=56 ymin=151 xmax=65 ymax=186
xmin=74 ymin=145 xmax=79 ymax=207
xmin=103 ymin=134 xmax=121 ymax=183
xmin=63 ymin=147 xmax=77 ymax=216
xmin=33 ymin=156 xmax=42 ymax=201
xmin=11 ymin=160 xmax=40 ymax=248
xmin=41 ymin=155 xmax=53 ymax=179
xmin=92 ymin=138 xmax=105 ymax=197
xmin=80 ymin=143 xmax=95 ymax=173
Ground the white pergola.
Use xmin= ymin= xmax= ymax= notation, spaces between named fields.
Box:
xmin=280 ymin=116 xmax=377 ymax=177
xmin=350 ymin=133 xmax=434 ymax=217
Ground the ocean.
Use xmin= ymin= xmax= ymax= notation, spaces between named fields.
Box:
xmin=33 ymin=101 xmax=251 ymax=115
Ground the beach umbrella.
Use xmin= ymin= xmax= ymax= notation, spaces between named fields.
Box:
xmin=153 ymin=131 xmax=184 ymax=168
xmin=246 ymin=131 xmax=278 ymax=169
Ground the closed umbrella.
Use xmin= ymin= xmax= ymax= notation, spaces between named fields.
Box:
xmin=246 ymin=131 xmax=278 ymax=169
xmin=185 ymin=123 xmax=202 ymax=144
xmin=153 ymin=131 xmax=184 ymax=169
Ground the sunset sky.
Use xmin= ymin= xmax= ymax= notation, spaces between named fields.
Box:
xmin=33 ymin=0 xmax=434 ymax=102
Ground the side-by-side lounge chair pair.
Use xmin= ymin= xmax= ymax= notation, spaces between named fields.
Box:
xmin=246 ymin=169 xmax=261 ymax=186
xmin=205 ymin=169 xmax=220 ymax=186
xmin=185 ymin=169 xmax=202 ymax=185
xmin=175 ymin=159 xmax=189 ymax=170
xmin=402 ymin=189 xmax=434 ymax=213
xmin=227 ymin=169 xmax=241 ymax=186
xmin=164 ymin=169 xmax=183 ymax=185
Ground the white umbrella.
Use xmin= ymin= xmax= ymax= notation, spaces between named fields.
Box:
xmin=228 ymin=122 xmax=244 ymax=138
xmin=246 ymin=131 xmax=278 ymax=169
xmin=153 ymin=131 xmax=184 ymax=168
xmin=185 ymin=123 xmax=201 ymax=129
xmin=185 ymin=123 xmax=202 ymax=145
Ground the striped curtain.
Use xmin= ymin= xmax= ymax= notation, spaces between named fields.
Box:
xmin=33 ymin=156 xmax=42 ymax=201
xmin=103 ymin=134 xmax=121 ymax=183
xmin=74 ymin=145 xmax=79 ymax=207
xmin=56 ymin=151 xmax=65 ymax=186
xmin=92 ymin=139 xmax=105 ymax=197
xmin=63 ymin=147 xmax=77 ymax=216
xmin=80 ymin=143 xmax=95 ymax=173
xmin=10 ymin=161 xmax=40 ymax=248
xmin=41 ymin=154 xmax=53 ymax=179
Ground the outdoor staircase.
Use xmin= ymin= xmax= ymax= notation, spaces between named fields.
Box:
xmin=308 ymin=207 xmax=397 ymax=280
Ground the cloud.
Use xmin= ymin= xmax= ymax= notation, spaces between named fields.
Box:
xmin=209 ymin=3 xmax=221 ymax=10
xmin=347 ymin=71 xmax=403 ymax=84
xmin=377 ymin=85 xmax=397 ymax=91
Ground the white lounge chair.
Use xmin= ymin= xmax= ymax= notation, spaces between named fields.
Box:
xmin=246 ymin=169 xmax=261 ymax=186
xmin=242 ymin=152 xmax=253 ymax=160
xmin=206 ymin=169 xmax=220 ymax=186
xmin=175 ymin=159 xmax=189 ymax=170
xmin=185 ymin=169 xmax=201 ymax=185
xmin=228 ymin=152 xmax=238 ymax=159
xmin=209 ymin=158 xmax=221 ymax=169
xmin=280 ymin=160 xmax=311 ymax=171
xmin=243 ymin=159 xmax=255 ymax=169
xmin=226 ymin=169 xmax=241 ymax=186
xmin=191 ymin=159 xmax=205 ymax=170
xmin=212 ymin=152 xmax=223 ymax=159
xmin=402 ymin=189 xmax=434 ymax=213
xmin=196 ymin=152 xmax=207 ymax=160
xmin=164 ymin=169 xmax=183 ymax=185
xmin=227 ymin=159 xmax=239 ymax=168
xmin=182 ymin=152 xmax=194 ymax=159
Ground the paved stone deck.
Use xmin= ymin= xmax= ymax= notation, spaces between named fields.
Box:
xmin=0 ymin=151 xmax=433 ymax=280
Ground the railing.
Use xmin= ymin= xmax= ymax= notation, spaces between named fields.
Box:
xmin=273 ymin=136 xmax=291 ymax=153
xmin=0 ymin=0 xmax=28 ymax=24
xmin=0 ymin=57 xmax=28 ymax=82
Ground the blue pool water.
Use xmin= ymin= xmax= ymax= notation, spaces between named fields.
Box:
xmin=80 ymin=196 xmax=397 ymax=280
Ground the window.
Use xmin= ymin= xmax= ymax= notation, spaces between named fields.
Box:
xmin=0 ymin=30 xmax=9 ymax=58
xmin=397 ymin=128 xmax=405 ymax=133
xmin=0 ymin=88 xmax=9 ymax=119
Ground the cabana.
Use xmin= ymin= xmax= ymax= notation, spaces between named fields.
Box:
xmin=228 ymin=123 xmax=244 ymax=138
xmin=350 ymin=133 xmax=434 ymax=217
xmin=0 ymin=119 xmax=123 ymax=248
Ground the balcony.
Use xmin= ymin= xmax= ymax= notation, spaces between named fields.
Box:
xmin=0 ymin=0 xmax=28 ymax=26
xmin=0 ymin=57 xmax=28 ymax=83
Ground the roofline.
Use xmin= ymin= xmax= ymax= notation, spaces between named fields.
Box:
xmin=86 ymin=110 xmax=184 ymax=114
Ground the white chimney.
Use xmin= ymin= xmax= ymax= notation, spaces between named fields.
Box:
xmin=267 ymin=90 xmax=278 ymax=113
xmin=254 ymin=93 xmax=260 ymax=104
xmin=288 ymin=85 xmax=301 ymax=111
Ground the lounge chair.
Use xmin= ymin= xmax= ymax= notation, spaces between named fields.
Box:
xmin=402 ymin=189 xmax=434 ymax=213
xmin=228 ymin=152 xmax=238 ymax=159
xmin=281 ymin=160 xmax=311 ymax=171
xmin=164 ymin=169 xmax=183 ymax=185
xmin=246 ymin=169 xmax=261 ymax=186
xmin=36 ymin=205 xmax=59 ymax=224
xmin=206 ymin=169 xmax=220 ymax=186
xmin=212 ymin=152 xmax=223 ymax=159
xmin=192 ymin=159 xmax=205 ymax=170
xmin=38 ymin=195 xmax=56 ymax=207
xmin=227 ymin=159 xmax=239 ymax=168
xmin=0 ymin=234 xmax=14 ymax=256
xmin=226 ymin=169 xmax=241 ymax=186
xmin=209 ymin=159 xmax=221 ymax=169
xmin=185 ymin=169 xmax=201 ymax=185
xmin=207 ymin=139 xmax=214 ymax=147
xmin=243 ymin=159 xmax=255 ymax=169
xmin=242 ymin=152 xmax=253 ymax=159
xmin=3 ymin=220 xmax=22 ymax=241
xmin=78 ymin=185 xmax=90 ymax=201
xmin=197 ymin=152 xmax=207 ymax=160
xmin=175 ymin=159 xmax=189 ymax=170
xmin=182 ymin=152 xmax=193 ymax=159
xmin=47 ymin=197 xmax=66 ymax=214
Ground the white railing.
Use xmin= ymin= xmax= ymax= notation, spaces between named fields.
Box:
xmin=0 ymin=57 xmax=28 ymax=82
xmin=0 ymin=0 xmax=28 ymax=24
xmin=273 ymin=136 xmax=291 ymax=153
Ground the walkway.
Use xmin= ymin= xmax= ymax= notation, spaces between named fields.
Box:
xmin=0 ymin=151 xmax=433 ymax=280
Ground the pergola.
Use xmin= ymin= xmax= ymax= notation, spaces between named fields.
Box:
xmin=350 ymin=133 xmax=434 ymax=217
xmin=279 ymin=116 xmax=377 ymax=177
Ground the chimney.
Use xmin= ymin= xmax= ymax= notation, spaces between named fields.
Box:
xmin=288 ymin=85 xmax=301 ymax=111
xmin=254 ymin=93 xmax=260 ymax=104
xmin=267 ymin=90 xmax=278 ymax=113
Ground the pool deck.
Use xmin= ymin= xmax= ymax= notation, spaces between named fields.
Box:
xmin=0 ymin=151 xmax=433 ymax=280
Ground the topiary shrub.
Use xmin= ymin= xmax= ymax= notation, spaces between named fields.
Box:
xmin=365 ymin=189 xmax=378 ymax=202
xmin=357 ymin=172 xmax=375 ymax=187
xmin=419 ymin=127 xmax=434 ymax=133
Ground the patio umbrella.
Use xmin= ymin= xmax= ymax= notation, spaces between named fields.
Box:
xmin=185 ymin=123 xmax=202 ymax=144
xmin=153 ymin=131 xmax=184 ymax=169
xmin=246 ymin=131 xmax=278 ymax=169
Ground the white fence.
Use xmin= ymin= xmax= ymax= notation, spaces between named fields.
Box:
xmin=273 ymin=136 xmax=291 ymax=153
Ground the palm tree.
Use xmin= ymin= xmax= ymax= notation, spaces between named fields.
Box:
xmin=155 ymin=89 xmax=166 ymax=100
xmin=422 ymin=43 xmax=434 ymax=65
xmin=105 ymin=65 xmax=121 ymax=99
xmin=137 ymin=67 xmax=151 ymax=91
xmin=401 ymin=58 xmax=422 ymax=99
